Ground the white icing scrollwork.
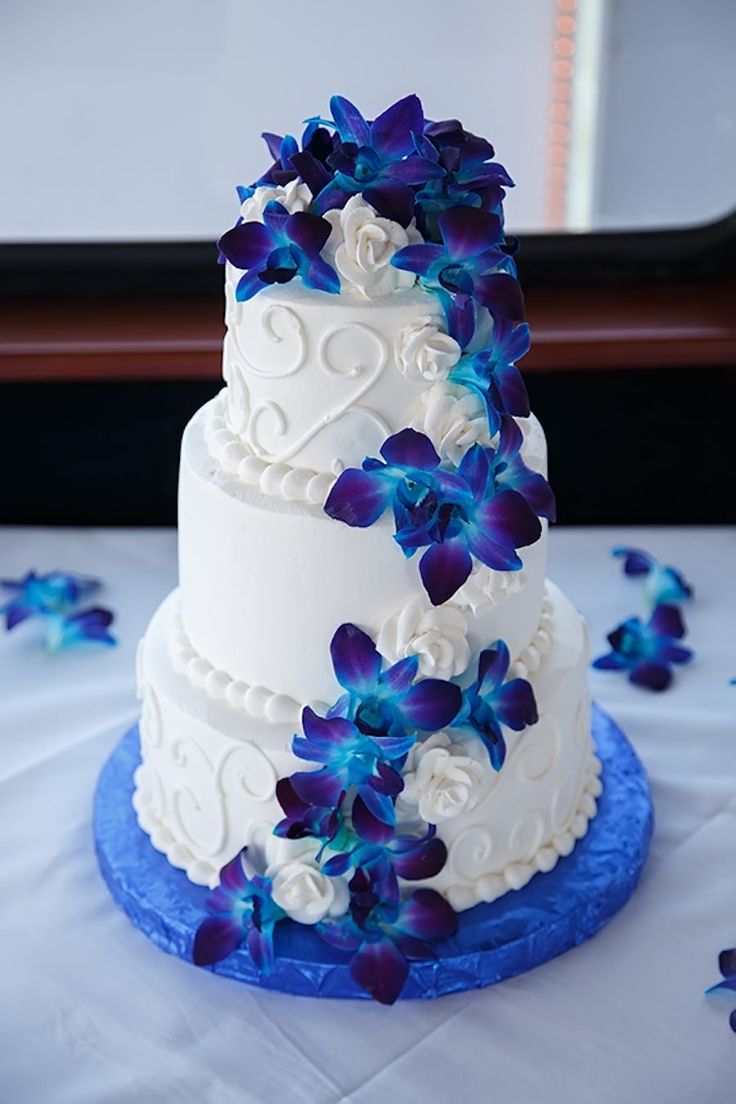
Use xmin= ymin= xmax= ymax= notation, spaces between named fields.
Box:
xmin=235 ymin=303 xmax=308 ymax=380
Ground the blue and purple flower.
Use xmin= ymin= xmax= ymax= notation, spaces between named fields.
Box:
xmin=453 ymin=641 xmax=538 ymax=769
xmin=318 ymin=873 xmax=457 ymax=1005
xmin=325 ymin=422 xmax=552 ymax=606
xmin=1 ymin=570 xmax=99 ymax=630
xmin=706 ymin=947 xmax=736 ymax=1033
xmin=391 ymin=205 xmax=523 ymax=347
xmin=43 ymin=607 xmax=116 ymax=652
xmin=218 ymin=200 xmax=339 ymax=300
xmin=593 ymin=604 xmax=693 ymax=691
xmin=612 ymin=547 xmax=693 ymax=607
xmin=449 ymin=317 xmax=531 ymax=435
xmin=310 ymin=94 xmax=444 ymax=227
xmin=412 ymin=118 xmax=514 ymax=240
xmin=192 ymin=851 xmax=286 ymax=972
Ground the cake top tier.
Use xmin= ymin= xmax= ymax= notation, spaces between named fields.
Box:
xmin=218 ymin=93 xmax=524 ymax=351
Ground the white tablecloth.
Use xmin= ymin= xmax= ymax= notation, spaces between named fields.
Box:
xmin=1 ymin=526 xmax=734 ymax=1104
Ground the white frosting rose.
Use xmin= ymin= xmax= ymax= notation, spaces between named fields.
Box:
xmin=396 ymin=318 xmax=462 ymax=383
xmin=402 ymin=732 xmax=485 ymax=822
xmin=454 ymin=565 xmax=527 ymax=615
xmin=412 ymin=381 xmax=490 ymax=464
xmin=240 ymin=180 xmax=312 ymax=222
xmin=377 ymin=596 xmax=470 ymax=681
xmin=267 ymin=859 xmax=348 ymax=925
xmin=323 ymin=195 xmax=421 ymax=298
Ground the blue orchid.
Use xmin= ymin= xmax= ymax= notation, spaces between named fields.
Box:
xmin=325 ymin=423 xmax=552 ymax=606
xmin=593 ymin=604 xmax=693 ymax=691
xmin=318 ymin=871 xmax=457 ymax=1005
xmin=43 ymin=607 xmax=116 ymax=652
xmin=612 ymin=547 xmax=693 ymax=607
xmin=706 ymin=947 xmax=736 ymax=1033
xmin=310 ymin=94 xmax=444 ymax=227
xmin=192 ymin=851 xmax=286 ymax=972
xmin=286 ymin=707 xmax=412 ymax=833
xmin=391 ymin=205 xmax=524 ymax=347
xmin=1 ymin=570 xmax=99 ymax=630
xmin=412 ymin=118 xmax=514 ymax=241
xmin=321 ymin=822 xmax=447 ymax=907
xmin=218 ymin=200 xmax=339 ymax=300
xmin=328 ymin=622 xmax=462 ymax=739
xmin=449 ymin=318 xmax=531 ymax=435
xmin=257 ymin=123 xmax=335 ymax=192
xmin=273 ymin=775 xmax=345 ymax=850
xmin=453 ymin=640 xmax=538 ymax=769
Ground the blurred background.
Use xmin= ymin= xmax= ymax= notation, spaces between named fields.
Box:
xmin=1 ymin=0 xmax=734 ymax=524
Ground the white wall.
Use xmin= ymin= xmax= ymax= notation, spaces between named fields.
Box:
xmin=0 ymin=0 xmax=558 ymax=241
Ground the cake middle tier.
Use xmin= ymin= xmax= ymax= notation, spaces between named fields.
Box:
xmin=179 ymin=400 xmax=548 ymax=707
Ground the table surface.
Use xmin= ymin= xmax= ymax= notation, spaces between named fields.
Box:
xmin=1 ymin=525 xmax=734 ymax=1104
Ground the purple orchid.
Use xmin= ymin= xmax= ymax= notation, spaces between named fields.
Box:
xmin=286 ymin=706 xmax=413 ymax=833
xmin=218 ymin=200 xmax=339 ymax=300
xmin=256 ymin=123 xmax=336 ymax=192
xmin=43 ymin=607 xmax=116 ymax=652
xmin=329 ymin=622 xmax=462 ymax=739
xmin=412 ymin=119 xmax=514 ymax=241
xmin=453 ymin=641 xmax=538 ymax=769
xmin=593 ymin=604 xmax=693 ymax=691
xmin=706 ymin=947 xmax=736 ymax=1033
xmin=192 ymin=851 xmax=286 ymax=972
xmin=322 ymin=820 xmax=446 ymax=890
xmin=1 ymin=570 xmax=99 ymax=630
xmin=325 ymin=423 xmax=551 ymax=606
xmin=391 ymin=205 xmax=523 ymax=347
xmin=319 ymin=872 xmax=457 ymax=1004
xmin=273 ymin=775 xmax=344 ymax=849
xmin=612 ymin=547 xmax=693 ymax=607
xmin=449 ymin=318 xmax=531 ymax=435
xmin=310 ymin=94 xmax=444 ymax=227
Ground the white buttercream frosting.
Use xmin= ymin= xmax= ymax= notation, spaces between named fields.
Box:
xmin=240 ymin=180 xmax=312 ymax=222
xmin=396 ymin=318 xmax=462 ymax=384
xmin=377 ymin=595 xmax=471 ymax=681
xmin=267 ymin=858 xmax=348 ymax=924
xmin=324 ymin=195 xmax=421 ymax=298
xmin=412 ymin=380 xmax=489 ymax=463
xmin=401 ymin=732 xmax=485 ymax=823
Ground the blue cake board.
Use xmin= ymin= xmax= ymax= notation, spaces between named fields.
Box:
xmin=94 ymin=704 xmax=653 ymax=1000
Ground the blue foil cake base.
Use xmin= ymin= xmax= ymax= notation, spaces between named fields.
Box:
xmin=94 ymin=704 xmax=652 ymax=1000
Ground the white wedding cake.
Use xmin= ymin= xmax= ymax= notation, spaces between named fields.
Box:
xmin=132 ymin=95 xmax=601 ymax=1000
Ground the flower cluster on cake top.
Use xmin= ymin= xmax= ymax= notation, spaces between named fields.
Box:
xmin=218 ymin=93 xmax=522 ymax=350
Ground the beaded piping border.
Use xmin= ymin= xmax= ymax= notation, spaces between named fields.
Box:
xmin=204 ymin=392 xmax=337 ymax=506
xmin=445 ymin=746 xmax=603 ymax=912
xmin=168 ymin=603 xmax=329 ymax=724
xmin=168 ymin=587 xmax=555 ymax=728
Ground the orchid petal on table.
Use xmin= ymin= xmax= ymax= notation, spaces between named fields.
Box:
xmin=325 ymin=423 xmax=551 ymax=605
xmin=192 ymin=851 xmax=287 ymax=971
xmin=706 ymin=947 xmax=736 ymax=1033
xmin=1 ymin=570 xmax=100 ymax=630
xmin=318 ymin=871 xmax=457 ymax=1004
xmin=452 ymin=640 xmax=538 ymax=769
xmin=310 ymin=94 xmax=444 ymax=227
xmin=612 ymin=546 xmax=693 ymax=607
xmin=218 ymin=200 xmax=339 ymax=300
xmin=448 ymin=318 xmax=531 ymax=435
xmin=593 ymin=604 xmax=693 ymax=691
xmin=391 ymin=205 xmax=524 ymax=347
xmin=43 ymin=607 xmax=117 ymax=652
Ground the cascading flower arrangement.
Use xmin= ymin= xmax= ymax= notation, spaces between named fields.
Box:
xmin=192 ymin=620 xmax=537 ymax=1003
xmin=192 ymin=94 xmax=543 ymax=1004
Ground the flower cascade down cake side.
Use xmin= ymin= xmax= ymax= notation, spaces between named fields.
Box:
xmin=133 ymin=94 xmax=602 ymax=1003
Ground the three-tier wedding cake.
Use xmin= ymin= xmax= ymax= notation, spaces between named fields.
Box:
xmin=132 ymin=94 xmax=602 ymax=1003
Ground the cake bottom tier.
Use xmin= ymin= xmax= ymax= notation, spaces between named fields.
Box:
xmin=133 ymin=583 xmax=601 ymax=912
